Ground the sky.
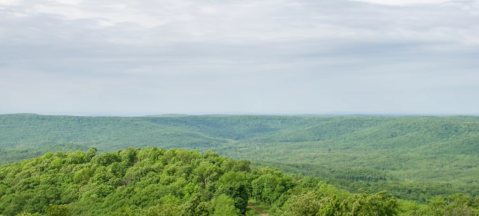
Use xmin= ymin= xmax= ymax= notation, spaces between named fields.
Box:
xmin=0 ymin=0 xmax=478 ymax=116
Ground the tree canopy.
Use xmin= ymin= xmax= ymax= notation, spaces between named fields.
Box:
xmin=1 ymin=148 xmax=479 ymax=216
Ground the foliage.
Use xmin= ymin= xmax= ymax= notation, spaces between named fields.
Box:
xmin=2 ymin=114 xmax=479 ymax=203
xmin=0 ymin=144 xmax=88 ymax=165
xmin=1 ymin=148 xmax=479 ymax=215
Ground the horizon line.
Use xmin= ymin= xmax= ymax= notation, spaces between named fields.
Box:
xmin=1 ymin=112 xmax=478 ymax=117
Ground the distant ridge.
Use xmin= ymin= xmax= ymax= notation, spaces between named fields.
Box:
xmin=145 ymin=114 xmax=191 ymax=117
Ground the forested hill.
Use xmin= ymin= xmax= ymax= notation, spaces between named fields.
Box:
xmin=2 ymin=114 xmax=479 ymax=155
xmin=1 ymin=148 xmax=478 ymax=216
xmin=1 ymin=114 xmax=479 ymax=202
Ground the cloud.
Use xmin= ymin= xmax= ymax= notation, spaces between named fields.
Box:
xmin=352 ymin=0 xmax=449 ymax=6
xmin=2 ymin=0 xmax=478 ymax=44
xmin=0 ymin=0 xmax=478 ymax=115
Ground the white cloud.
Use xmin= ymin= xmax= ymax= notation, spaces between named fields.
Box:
xmin=54 ymin=0 xmax=82 ymax=5
xmin=0 ymin=0 xmax=20 ymax=5
xmin=2 ymin=0 xmax=478 ymax=44
xmin=352 ymin=0 xmax=449 ymax=6
xmin=0 ymin=0 xmax=478 ymax=115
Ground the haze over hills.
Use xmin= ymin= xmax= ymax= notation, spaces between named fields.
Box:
xmin=1 ymin=114 xmax=479 ymax=202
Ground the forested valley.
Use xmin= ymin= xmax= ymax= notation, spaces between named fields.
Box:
xmin=1 ymin=114 xmax=479 ymax=215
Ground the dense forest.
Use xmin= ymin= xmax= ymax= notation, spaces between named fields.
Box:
xmin=1 ymin=114 xmax=479 ymax=203
xmin=1 ymin=148 xmax=479 ymax=216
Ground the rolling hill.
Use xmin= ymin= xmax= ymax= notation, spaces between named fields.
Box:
xmin=1 ymin=114 xmax=479 ymax=202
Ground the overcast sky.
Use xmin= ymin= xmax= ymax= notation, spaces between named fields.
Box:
xmin=0 ymin=0 xmax=478 ymax=116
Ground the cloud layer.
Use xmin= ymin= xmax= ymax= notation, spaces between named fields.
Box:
xmin=1 ymin=0 xmax=478 ymax=115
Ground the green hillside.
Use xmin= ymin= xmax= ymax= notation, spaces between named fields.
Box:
xmin=1 ymin=148 xmax=478 ymax=216
xmin=1 ymin=114 xmax=479 ymax=203
xmin=0 ymin=114 xmax=232 ymax=151
xmin=0 ymin=144 xmax=89 ymax=165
